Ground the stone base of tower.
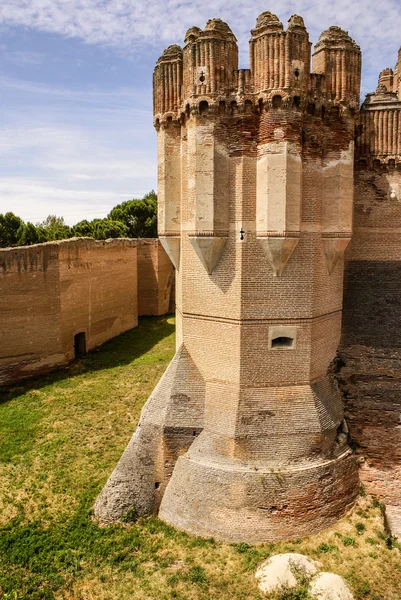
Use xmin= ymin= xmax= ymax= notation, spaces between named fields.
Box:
xmin=94 ymin=346 xmax=205 ymax=524
xmin=159 ymin=438 xmax=358 ymax=543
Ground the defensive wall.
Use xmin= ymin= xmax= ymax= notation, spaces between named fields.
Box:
xmin=339 ymin=49 xmax=401 ymax=511
xmin=0 ymin=237 xmax=174 ymax=386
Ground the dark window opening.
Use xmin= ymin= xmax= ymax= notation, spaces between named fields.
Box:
xmin=230 ymin=100 xmax=238 ymax=115
xmin=74 ymin=332 xmax=86 ymax=358
xmin=155 ymin=481 xmax=160 ymax=489
xmin=199 ymin=100 xmax=209 ymax=115
xmin=294 ymin=68 xmax=300 ymax=79
xmin=272 ymin=95 xmax=282 ymax=109
xmin=199 ymin=72 xmax=206 ymax=83
xmin=271 ymin=336 xmax=294 ymax=349
xmin=307 ymin=103 xmax=315 ymax=116
xmin=388 ymin=159 xmax=396 ymax=170
xmin=321 ymin=105 xmax=326 ymax=120
xmin=293 ymin=96 xmax=301 ymax=108
xmin=219 ymin=100 xmax=226 ymax=113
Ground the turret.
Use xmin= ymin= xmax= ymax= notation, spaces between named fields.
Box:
xmin=250 ymin=13 xmax=311 ymax=99
xmin=153 ymin=45 xmax=183 ymax=269
xmin=153 ymin=45 xmax=183 ymax=120
xmin=182 ymin=19 xmax=238 ymax=101
xmin=312 ymin=26 xmax=361 ymax=107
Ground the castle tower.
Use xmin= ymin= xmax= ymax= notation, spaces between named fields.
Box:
xmin=95 ymin=13 xmax=361 ymax=542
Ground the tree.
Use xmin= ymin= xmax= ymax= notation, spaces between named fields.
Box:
xmin=91 ymin=219 xmax=129 ymax=240
xmin=72 ymin=220 xmax=94 ymax=238
xmin=0 ymin=212 xmax=24 ymax=247
xmin=17 ymin=222 xmax=47 ymax=246
xmin=39 ymin=215 xmax=72 ymax=241
xmin=108 ymin=191 xmax=157 ymax=238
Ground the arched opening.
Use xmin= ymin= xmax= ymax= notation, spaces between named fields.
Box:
xmin=321 ymin=105 xmax=326 ymax=120
xmin=230 ymin=101 xmax=238 ymax=115
xmin=272 ymin=95 xmax=282 ymax=109
xmin=258 ymin=98 xmax=264 ymax=113
xmin=199 ymin=100 xmax=209 ymax=115
xmin=388 ymin=159 xmax=396 ymax=170
xmin=219 ymin=100 xmax=226 ymax=114
xmin=293 ymin=96 xmax=301 ymax=109
xmin=271 ymin=336 xmax=294 ymax=349
xmin=245 ymin=99 xmax=253 ymax=113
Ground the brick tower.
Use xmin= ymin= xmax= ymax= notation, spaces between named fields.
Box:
xmin=95 ymin=13 xmax=361 ymax=542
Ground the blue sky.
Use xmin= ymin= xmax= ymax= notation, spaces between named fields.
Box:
xmin=1 ymin=0 xmax=400 ymax=225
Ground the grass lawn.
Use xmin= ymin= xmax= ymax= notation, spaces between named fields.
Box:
xmin=0 ymin=316 xmax=400 ymax=600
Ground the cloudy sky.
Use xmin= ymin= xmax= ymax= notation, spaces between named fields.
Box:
xmin=1 ymin=0 xmax=400 ymax=225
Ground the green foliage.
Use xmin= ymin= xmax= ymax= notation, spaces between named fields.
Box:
xmin=38 ymin=215 xmax=72 ymax=241
xmin=0 ymin=191 xmax=157 ymax=247
xmin=355 ymin=522 xmax=366 ymax=535
xmin=342 ymin=536 xmax=357 ymax=547
xmin=108 ymin=190 xmax=157 ymax=238
xmin=316 ymin=543 xmax=338 ymax=553
xmin=17 ymin=222 xmax=48 ymax=246
xmin=0 ymin=212 xmax=24 ymax=247
xmin=187 ymin=566 xmax=208 ymax=584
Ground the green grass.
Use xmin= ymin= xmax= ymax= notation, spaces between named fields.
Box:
xmin=0 ymin=316 xmax=400 ymax=600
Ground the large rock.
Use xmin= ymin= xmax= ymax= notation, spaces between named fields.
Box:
xmin=255 ymin=553 xmax=320 ymax=593
xmin=310 ymin=572 xmax=354 ymax=600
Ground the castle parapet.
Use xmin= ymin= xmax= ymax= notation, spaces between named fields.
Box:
xmin=312 ymin=26 xmax=361 ymax=107
xmin=182 ymin=19 xmax=238 ymax=101
xmin=250 ymin=13 xmax=311 ymax=99
xmin=356 ymin=59 xmax=401 ymax=165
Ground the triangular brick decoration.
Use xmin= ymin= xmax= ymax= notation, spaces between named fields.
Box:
xmin=159 ymin=236 xmax=181 ymax=270
xmin=189 ymin=236 xmax=227 ymax=274
xmin=258 ymin=237 xmax=299 ymax=276
xmin=321 ymin=237 xmax=350 ymax=274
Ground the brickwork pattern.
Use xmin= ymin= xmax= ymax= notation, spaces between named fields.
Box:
xmin=1 ymin=238 xmax=139 ymax=386
xmin=96 ymin=12 xmax=365 ymax=542
xmin=340 ymin=57 xmax=401 ymax=506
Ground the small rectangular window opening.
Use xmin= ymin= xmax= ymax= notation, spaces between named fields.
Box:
xmin=271 ymin=336 xmax=294 ymax=349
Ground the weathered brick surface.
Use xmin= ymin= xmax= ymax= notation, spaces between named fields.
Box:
xmin=339 ymin=54 xmax=401 ymax=507
xmin=97 ymin=12 xmax=366 ymax=542
xmin=0 ymin=238 xmax=138 ymax=385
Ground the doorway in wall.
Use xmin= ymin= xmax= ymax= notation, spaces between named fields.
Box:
xmin=74 ymin=332 xmax=86 ymax=358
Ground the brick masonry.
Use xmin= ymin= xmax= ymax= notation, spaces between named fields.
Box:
xmin=94 ymin=13 xmax=377 ymax=542
xmin=1 ymin=238 xmax=173 ymax=386
xmin=339 ymin=50 xmax=401 ymax=512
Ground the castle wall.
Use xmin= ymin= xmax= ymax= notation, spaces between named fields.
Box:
xmin=0 ymin=238 xmax=138 ymax=386
xmin=137 ymin=239 xmax=174 ymax=316
xmin=340 ymin=163 xmax=401 ymax=505
xmin=0 ymin=244 xmax=64 ymax=386
xmin=340 ymin=66 xmax=401 ymax=505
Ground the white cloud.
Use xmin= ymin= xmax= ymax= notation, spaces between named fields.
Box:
xmin=0 ymin=0 xmax=400 ymax=78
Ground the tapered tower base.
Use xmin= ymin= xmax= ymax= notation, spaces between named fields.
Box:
xmin=159 ymin=441 xmax=358 ymax=543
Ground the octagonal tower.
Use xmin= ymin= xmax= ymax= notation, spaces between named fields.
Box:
xmin=95 ymin=13 xmax=361 ymax=542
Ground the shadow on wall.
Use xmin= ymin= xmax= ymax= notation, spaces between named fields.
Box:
xmin=0 ymin=316 xmax=175 ymax=406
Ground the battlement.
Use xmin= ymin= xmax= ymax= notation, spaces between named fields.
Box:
xmin=356 ymin=49 xmax=401 ymax=164
xmin=153 ymin=12 xmax=361 ymax=125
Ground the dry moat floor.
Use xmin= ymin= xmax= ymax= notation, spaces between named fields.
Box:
xmin=0 ymin=317 xmax=400 ymax=600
